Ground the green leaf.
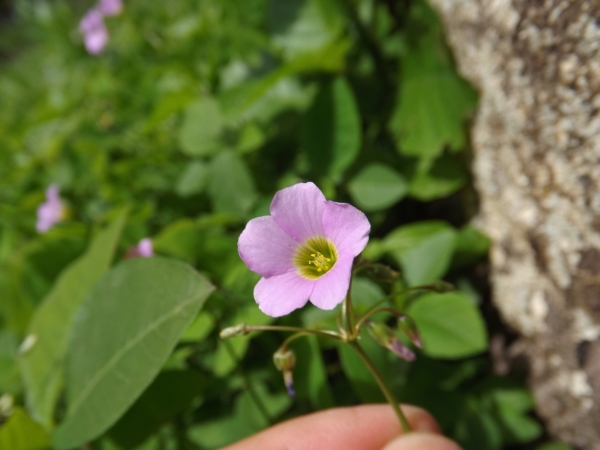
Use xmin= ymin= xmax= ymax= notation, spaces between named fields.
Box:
xmin=0 ymin=330 xmax=19 ymax=393
xmin=348 ymin=163 xmax=408 ymax=211
xmin=180 ymin=312 xmax=215 ymax=342
xmin=52 ymin=257 xmax=214 ymax=449
xmin=408 ymin=154 xmax=468 ymax=201
xmin=0 ymin=407 xmax=51 ymax=450
xmin=383 ymin=221 xmax=457 ymax=286
xmin=407 ymin=292 xmax=488 ymax=359
xmin=236 ymin=382 xmax=292 ymax=430
xmin=175 ymin=161 xmax=209 ymax=197
xmin=108 ymin=370 xmax=207 ymax=449
xmin=178 ymin=98 xmax=224 ymax=157
xmin=390 ymin=27 xmax=477 ymax=159
xmin=219 ymin=41 xmax=347 ymax=123
xmin=451 ymin=225 xmax=491 ymax=270
xmin=152 ymin=219 xmax=205 ymax=263
xmin=189 ymin=381 xmax=290 ymax=448
xmin=293 ymin=335 xmax=334 ymax=410
xmin=20 ymin=209 xmax=128 ymax=428
xmin=302 ymin=77 xmax=362 ymax=178
xmin=338 ymin=335 xmax=392 ymax=403
xmin=207 ymin=151 xmax=258 ymax=216
xmin=269 ymin=0 xmax=344 ymax=59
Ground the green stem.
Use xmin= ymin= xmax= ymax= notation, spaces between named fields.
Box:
xmin=245 ymin=325 xmax=344 ymax=341
xmin=281 ymin=332 xmax=319 ymax=349
xmin=349 ymin=341 xmax=411 ymax=432
xmin=354 ymin=307 xmax=405 ymax=331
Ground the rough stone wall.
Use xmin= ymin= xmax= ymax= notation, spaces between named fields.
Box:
xmin=427 ymin=0 xmax=600 ymax=447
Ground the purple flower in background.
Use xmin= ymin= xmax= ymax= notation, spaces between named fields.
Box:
xmin=36 ymin=184 xmax=64 ymax=233
xmin=125 ymin=238 xmax=154 ymax=259
xmin=79 ymin=9 xmax=109 ymax=55
xmin=238 ymin=182 xmax=370 ymax=317
xmin=98 ymin=0 xmax=123 ymax=16
xmin=136 ymin=238 xmax=154 ymax=257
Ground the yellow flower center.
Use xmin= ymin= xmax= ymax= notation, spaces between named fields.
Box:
xmin=294 ymin=236 xmax=338 ymax=280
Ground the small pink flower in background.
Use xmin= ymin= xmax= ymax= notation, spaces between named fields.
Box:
xmin=136 ymin=238 xmax=154 ymax=257
xmin=238 ymin=182 xmax=370 ymax=317
xmin=98 ymin=0 xmax=122 ymax=16
xmin=36 ymin=184 xmax=65 ymax=233
xmin=79 ymin=9 xmax=109 ymax=55
xmin=125 ymin=238 xmax=154 ymax=259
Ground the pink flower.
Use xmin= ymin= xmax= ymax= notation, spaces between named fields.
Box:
xmin=79 ymin=9 xmax=109 ymax=55
xmin=125 ymin=238 xmax=154 ymax=259
xmin=238 ymin=182 xmax=370 ymax=317
xmin=98 ymin=0 xmax=123 ymax=16
xmin=36 ymin=184 xmax=64 ymax=233
xmin=136 ymin=238 xmax=154 ymax=257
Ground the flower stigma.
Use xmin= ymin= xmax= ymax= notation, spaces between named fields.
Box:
xmin=294 ymin=236 xmax=338 ymax=280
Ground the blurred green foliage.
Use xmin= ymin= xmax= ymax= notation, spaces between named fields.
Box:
xmin=0 ymin=0 xmax=561 ymax=449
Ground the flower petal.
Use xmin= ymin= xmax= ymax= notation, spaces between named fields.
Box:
xmin=309 ymin=255 xmax=354 ymax=310
xmin=238 ymin=216 xmax=300 ymax=277
xmin=270 ymin=182 xmax=326 ymax=242
xmin=254 ymin=272 xmax=314 ymax=317
xmin=323 ymin=201 xmax=370 ymax=257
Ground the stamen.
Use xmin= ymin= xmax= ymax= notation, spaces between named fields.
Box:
xmin=294 ymin=237 xmax=338 ymax=280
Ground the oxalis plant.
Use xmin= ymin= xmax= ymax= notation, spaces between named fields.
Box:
xmin=220 ymin=181 xmax=453 ymax=432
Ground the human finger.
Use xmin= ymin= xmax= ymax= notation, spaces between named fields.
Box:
xmin=223 ymin=404 xmax=441 ymax=450
xmin=382 ymin=432 xmax=463 ymax=450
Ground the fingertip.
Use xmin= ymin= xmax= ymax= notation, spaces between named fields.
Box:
xmin=400 ymin=405 xmax=442 ymax=434
xmin=382 ymin=432 xmax=463 ymax=450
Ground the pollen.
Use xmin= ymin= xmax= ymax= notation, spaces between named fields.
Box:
xmin=294 ymin=236 xmax=338 ymax=280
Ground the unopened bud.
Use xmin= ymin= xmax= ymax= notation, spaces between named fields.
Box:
xmin=389 ymin=338 xmax=416 ymax=361
xmin=430 ymin=280 xmax=454 ymax=293
xmin=274 ymin=348 xmax=296 ymax=397
xmin=219 ymin=323 xmax=247 ymax=339
xmin=366 ymin=321 xmax=395 ymax=347
xmin=273 ymin=348 xmax=296 ymax=371
xmin=397 ymin=315 xmax=422 ymax=349
xmin=367 ymin=321 xmax=417 ymax=362
xmin=366 ymin=263 xmax=401 ymax=283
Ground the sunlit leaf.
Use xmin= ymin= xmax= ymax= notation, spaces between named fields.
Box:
xmin=348 ymin=163 xmax=408 ymax=211
xmin=20 ymin=209 xmax=128 ymax=428
xmin=407 ymin=292 xmax=487 ymax=359
xmin=383 ymin=221 xmax=457 ymax=286
xmin=53 ymin=257 xmax=214 ymax=449
xmin=0 ymin=407 xmax=51 ymax=450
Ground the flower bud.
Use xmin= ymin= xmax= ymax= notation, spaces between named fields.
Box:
xmin=219 ymin=323 xmax=247 ymax=339
xmin=397 ymin=315 xmax=423 ymax=349
xmin=366 ymin=321 xmax=416 ymax=362
xmin=429 ymin=280 xmax=454 ymax=293
xmin=366 ymin=263 xmax=401 ymax=283
xmin=273 ymin=348 xmax=296 ymax=397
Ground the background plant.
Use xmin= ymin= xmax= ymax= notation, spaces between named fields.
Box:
xmin=0 ymin=0 xmax=563 ymax=449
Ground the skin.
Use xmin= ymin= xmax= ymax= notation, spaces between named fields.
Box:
xmin=223 ymin=404 xmax=462 ymax=450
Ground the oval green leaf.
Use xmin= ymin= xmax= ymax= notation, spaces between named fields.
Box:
xmin=383 ymin=221 xmax=457 ymax=286
xmin=407 ymin=292 xmax=488 ymax=359
xmin=348 ymin=163 xmax=408 ymax=211
xmin=53 ymin=257 xmax=214 ymax=449
xmin=302 ymin=77 xmax=361 ymax=178
xmin=20 ymin=209 xmax=127 ymax=428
